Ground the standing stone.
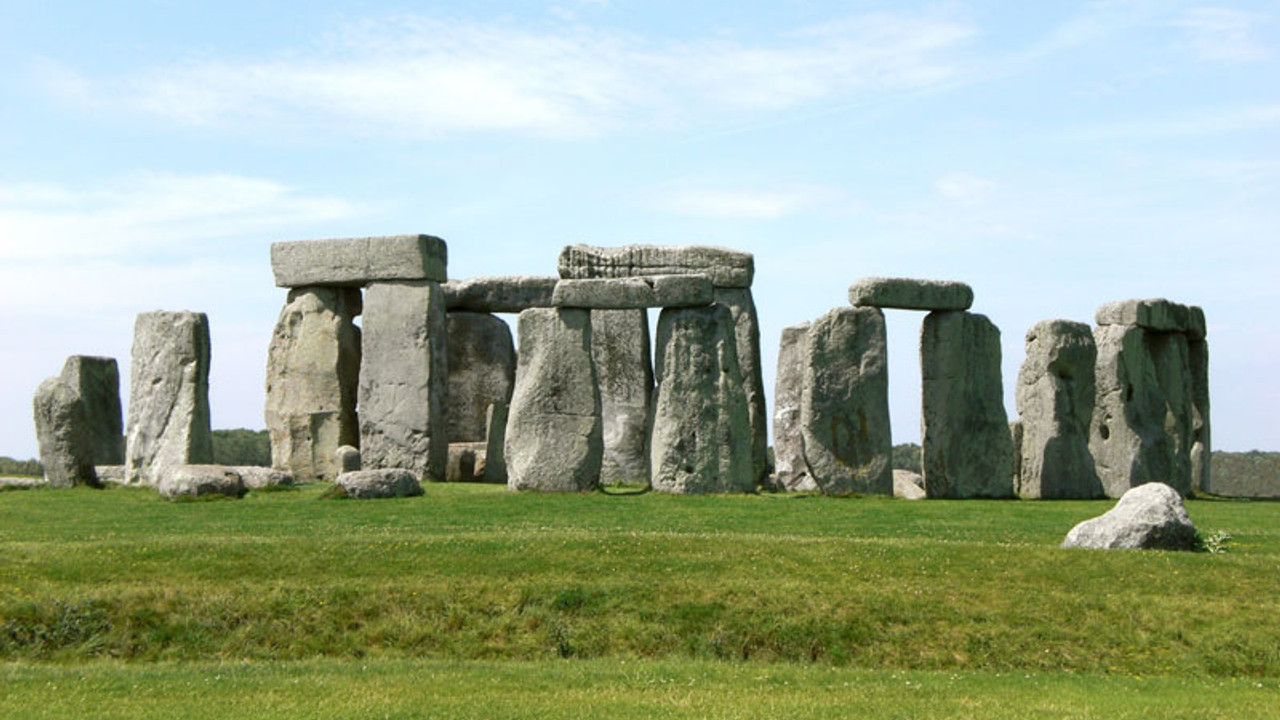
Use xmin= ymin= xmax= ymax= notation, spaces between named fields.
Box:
xmin=1188 ymin=309 xmax=1211 ymax=493
xmin=1014 ymin=320 xmax=1102 ymax=499
xmin=125 ymin=311 xmax=213 ymax=486
xmin=33 ymin=378 xmax=98 ymax=488
xmin=265 ymin=286 xmax=362 ymax=482
xmin=772 ymin=322 xmax=814 ymax=491
xmin=482 ymin=402 xmax=509 ymax=484
xmin=591 ymin=309 xmax=653 ymax=484
xmin=359 ymin=281 xmax=448 ymax=482
xmin=58 ymin=356 xmax=124 ymax=465
xmin=335 ymin=445 xmax=361 ymax=474
xmin=445 ymin=312 xmax=516 ymax=443
xmin=505 ymin=308 xmax=603 ymax=492
xmin=714 ymin=288 xmax=769 ymax=487
xmin=649 ymin=305 xmax=754 ymax=494
xmin=798 ymin=307 xmax=892 ymax=496
xmin=921 ymin=311 xmax=1014 ymax=498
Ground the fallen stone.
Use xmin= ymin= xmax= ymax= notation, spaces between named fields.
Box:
xmin=233 ymin=466 xmax=294 ymax=490
xmin=125 ymin=311 xmax=213 ymax=486
xmin=798 ymin=307 xmax=893 ymax=495
xmin=335 ymin=469 xmax=424 ymax=499
xmin=893 ymin=470 xmax=926 ymax=500
xmin=649 ymin=304 xmax=754 ymax=494
xmin=505 ymin=308 xmax=603 ymax=492
xmin=33 ymin=377 xmax=98 ymax=488
xmin=715 ymin=287 xmax=769 ymax=488
xmin=442 ymin=276 xmax=559 ymax=313
xmin=1062 ymin=482 xmax=1198 ymax=550
xmin=552 ymin=275 xmax=713 ymax=309
xmin=446 ymin=312 xmax=516 ymax=443
xmin=335 ymin=445 xmax=361 ymax=474
xmin=59 ymin=356 xmax=124 ymax=465
xmin=359 ymin=281 xmax=448 ymax=482
xmin=95 ymin=465 xmax=126 ymax=485
xmin=157 ymin=464 xmax=245 ymax=500
xmin=921 ymin=311 xmax=1014 ymax=498
xmin=772 ymin=322 xmax=814 ymax=492
xmin=271 ymin=235 xmax=447 ymax=288
xmin=848 ymin=277 xmax=973 ymax=311
xmin=446 ymin=442 xmax=488 ymax=482
xmin=1095 ymin=298 xmax=1193 ymax=334
xmin=1015 ymin=320 xmax=1103 ymax=499
xmin=558 ymin=244 xmax=754 ymax=288
xmin=482 ymin=403 xmax=509 ymax=484
xmin=0 ymin=477 xmax=45 ymax=490
xmin=591 ymin=309 xmax=653 ymax=484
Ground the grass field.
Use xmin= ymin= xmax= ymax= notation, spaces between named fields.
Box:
xmin=2 ymin=483 xmax=1278 ymax=717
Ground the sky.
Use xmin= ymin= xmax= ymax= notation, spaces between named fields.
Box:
xmin=1 ymin=0 xmax=1277 ymax=460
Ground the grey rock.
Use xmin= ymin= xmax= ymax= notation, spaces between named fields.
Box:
xmin=157 ymin=464 xmax=245 ymax=500
xmin=1095 ymin=298 xmax=1194 ymax=334
xmin=893 ymin=469 xmax=926 ymax=500
xmin=233 ymin=466 xmax=294 ymax=490
xmin=59 ymin=356 xmax=124 ymax=465
xmin=558 ymin=244 xmax=754 ymax=288
xmin=552 ymin=275 xmax=713 ymax=309
xmin=505 ymin=308 xmax=603 ymax=492
xmin=442 ymin=276 xmax=558 ymax=313
xmin=1010 ymin=420 xmax=1023 ymax=484
xmin=1062 ymin=482 xmax=1198 ymax=550
xmin=848 ymin=277 xmax=974 ymax=311
xmin=772 ymin=322 xmax=815 ymax=492
xmin=125 ymin=311 xmax=213 ymax=486
xmin=446 ymin=312 xmax=516 ymax=443
xmin=798 ymin=307 xmax=893 ymax=495
xmin=359 ymin=281 xmax=449 ymax=481
xmin=271 ymin=235 xmax=447 ymax=288
xmin=265 ymin=286 xmax=361 ymax=482
xmin=1015 ymin=320 xmax=1103 ymax=499
xmin=446 ymin=442 xmax=487 ymax=482
xmin=921 ymin=311 xmax=1015 ymax=498
xmin=0 ymin=477 xmax=45 ymax=490
xmin=1189 ymin=336 xmax=1211 ymax=494
xmin=33 ymin=377 xmax=98 ymax=488
xmin=649 ymin=304 xmax=754 ymax=494
xmin=591 ymin=309 xmax=653 ymax=484
xmin=335 ymin=445 xmax=361 ymax=474
xmin=714 ymin=287 xmax=769 ymax=488
xmin=95 ymin=465 xmax=126 ymax=485
xmin=335 ymin=469 xmax=424 ymax=499
xmin=482 ymin=402 xmax=509 ymax=484
xmin=1187 ymin=306 xmax=1207 ymax=341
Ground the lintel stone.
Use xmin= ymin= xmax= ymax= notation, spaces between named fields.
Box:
xmin=552 ymin=275 xmax=713 ymax=309
xmin=558 ymin=244 xmax=753 ymax=288
xmin=1095 ymin=299 xmax=1196 ymax=334
xmin=848 ymin=277 xmax=973 ymax=311
xmin=271 ymin=235 xmax=447 ymax=288
xmin=443 ymin=276 xmax=558 ymax=313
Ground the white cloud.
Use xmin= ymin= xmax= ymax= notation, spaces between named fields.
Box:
xmin=935 ymin=172 xmax=996 ymax=203
xmin=1174 ymin=7 xmax=1271 ymax=63
xmin=656 ymin=185 xmax=840 ymax=220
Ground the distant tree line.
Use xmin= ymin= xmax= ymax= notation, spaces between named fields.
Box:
xmin=892 ymin=443 xmax=922 ymax=474
xmin=212 ymin=429 xmax=271 ymax=467
xmin=0 ymin=456 xmax=42 ymax=477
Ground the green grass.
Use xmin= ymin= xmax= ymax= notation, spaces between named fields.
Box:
xmin=1 ymin=483 xmax=1277 ymax=716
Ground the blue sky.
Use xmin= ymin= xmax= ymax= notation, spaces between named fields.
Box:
xmin=1 ymin=0 xmax=1276 ymax=459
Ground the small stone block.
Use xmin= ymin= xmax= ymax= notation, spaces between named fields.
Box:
xmin=271 ymin=235 xmax=447 ymax=288
xmin=551 ymin=275 xmax=713 ymax=309
xmin=848 ymin=277 xmax=974 ymax=311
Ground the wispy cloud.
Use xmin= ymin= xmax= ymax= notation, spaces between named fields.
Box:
xmin=1064 ymin=103 xmax=1280 ymax=142
xmin=1174 ymin=7 xmax=1271 ymax=63
xmin=655 ymin=185 xmax=841 ymax=220
xmin=935 ymin=172 xmax=996 ymax=204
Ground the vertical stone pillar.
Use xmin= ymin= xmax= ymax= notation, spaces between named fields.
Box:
xmin=59 ymin=356 xmax=124 ymax=465
xmin=359 ymin=281 xmax=448 ymax=481
xmin=33 ymin=377 xmax=98 ymax=488
xmin=771 ymin=322 xmax=814 ymax=491
xmin=713 ymin=287 xmax=768 ymax=487
xmin=1014 ymin=320 xmax=1102 ymax=499
xmin=591 ymin=309 xmax=653 ymax=484
xmin=649 ymin=304 xmax=754 ymax=494
xmin=1189 ymin=331 xmax=1211 ymax=493
xmin=446 ymin=312 xmax=516 ymax=444
xmin=921 ymin=311 xmax=1014 ymax=498
xmin=265 ymin=286 xmax=362 ymax=482
xmin=482 ymin=402 xmax=509 ymax=484
xmin=798 ymin=307 xmax=892 ymax=495
xmin=125 ymin=311 xmax=213 ymax=485
xmin=505 ymin=308 xmax=603 ymax=491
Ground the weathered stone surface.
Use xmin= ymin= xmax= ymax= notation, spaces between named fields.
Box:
xmin=848 ymin=277 xmax=973 ymax=311
xmin=359 ymin=281 xmax=448 ymax=481
xmin=233 ymin=466 xmax=294 ymax=490
xmin=591 ymin=309 xmax=653 ymax=484
xmin=893 ymin=470 xmax=926 ymax=500
xmin=921 ymin=311 xmax=1015 ymax=498
xmin=505 ymin=308 xmax=603 ymax=492
xmin=1010 ymin=420 xmax=1023 ymax=483
xmin=715 ymin=288 xmax=769 ymax=488
xmin=1187 ymin=306 xmax=1207 ymax=341
xmin=125 ymin=311 xmax=213 ymax=486
xmin=271 ymin=235 xmax=447 ymax=288
xmin=772 ymin=322 xmax=814 ymax=492
xmin=798 ymin=307 xmax=893 ymax=495
xmin=33 ymin=378 xmax=98 ymax=488
xmin=442 ymin=276 xmax=558 ymax=313
xmin=95 ymin=465 xmax=126 ymax=485
xmin=1090 ymin=324 xmax=1193 ymax=497
xmin=1189 ymin=336 xmax=1211 ymax=494
xmin=1015 ymin=320 xmax=1103 ymax=499
xmin=265 ymin=286 xmax=361 ymax=482
xmin=446 ymin=312 xmax=516 ymax=443
xmin=335 ymin=445 xmax=361 ymax=474
xmin=1095 ymin=298 xmax=1194 ymax=334
xmin=157 ymin=465 xmax=245 ymax=500
xmin=0 ymin=477 xmax=45 ymax=490
xmin=446 ymin=442 xmax=487 ymax=482
xmin=336 ymin=469 xmax=424 ymax=499
xmin=552 ymin=275 xmax=713 ymax=309
xmin=1062 ymin=482 xmax=1198 ymax=550
xmin=649 ymin=305 xmax=754 ymax=494
xmin=558 ymin=244 xmax=754 ymax=288
xmin=59 ymin=356 xmax=124 ymax=465
xmin=482 ymin=402 xmax=509 ymax=484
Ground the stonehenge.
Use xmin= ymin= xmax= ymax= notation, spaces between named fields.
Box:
xmin=591 ymin=310 xmax=652 ymax=484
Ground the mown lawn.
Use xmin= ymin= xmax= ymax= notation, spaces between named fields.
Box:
xmin=1 ymin=483 xmax=1277 ymax=717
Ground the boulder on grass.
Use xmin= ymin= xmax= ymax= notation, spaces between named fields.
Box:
xmin=336 ymin=469 xmax=424 ymax=499
xmin=233 ymin=467 xmax=295 ymax=490
xmin=157 ymin=465 xmax=246 ymax=500
xmin=1061 ymin=482 xmax=1198 ymax=551
xmin=893 ymin=470 xmax=926 ymax=500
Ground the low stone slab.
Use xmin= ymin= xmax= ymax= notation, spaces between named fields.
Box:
xmin=1095 ymin=299 xmax=1199 ymax=334
xmin=95 ymin=465 xmax=126 ymax=485
xmin=271 ymin=235 xmax=447 ymax=288
xmin=157 ymin=465 xmax=246 ymax=500
xmin=848 ymin=277 xmax=974 ymax=311
xmin=442 ymin=276 xmax=558 ymax=313
xmin=335 ymin=469 xmax=424 ymax=499
xmin=234 ymin=467 xmax=294 ymax=490
xmin=1062 ymin=482 xmax=1198 ymax=550
xmin=893 ymin=470 xmax=926 ymax=500
xmin=558 ymin=244 xmax=754 ymax=288
xmin=552 ymin=275 xmax=713 ymax=309
xmin=0 ymin=477 xmax=45 ymax=490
